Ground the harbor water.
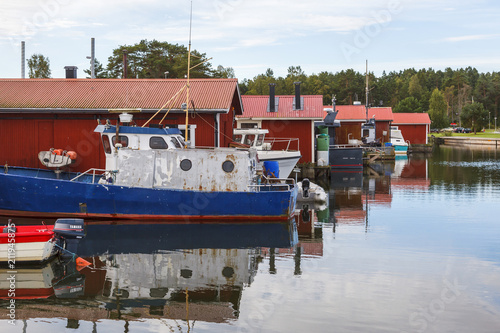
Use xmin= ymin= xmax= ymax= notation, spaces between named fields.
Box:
xmin=1 ymin=145 xmax=500 ymax=332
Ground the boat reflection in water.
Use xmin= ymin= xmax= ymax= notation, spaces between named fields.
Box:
xmin=0 ymin=220 xmax=298 ymax=326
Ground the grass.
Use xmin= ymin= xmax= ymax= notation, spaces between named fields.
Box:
xmin=430 ymin=129 xmax=500 ymax=139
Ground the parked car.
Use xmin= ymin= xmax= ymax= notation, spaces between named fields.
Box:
xmin=463 ymin=128 xmax=472 ymax=133
xmin=453 ymin=127 xmax=464 ymax=133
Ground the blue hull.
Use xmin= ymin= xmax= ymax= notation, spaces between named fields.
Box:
xmin=0 ymin=167 xmax=297 ymax=221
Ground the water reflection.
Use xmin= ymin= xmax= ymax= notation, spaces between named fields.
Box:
xmin=1 ymin=146 xmax=500 ymax=332
xmin=0 ymin=220 xmax=301 ymax=328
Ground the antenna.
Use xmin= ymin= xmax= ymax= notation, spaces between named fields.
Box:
xmin=365 ymin=60 xmax=369 ymax=122
xmin=184 ymin=0 xmax=193 ymax=145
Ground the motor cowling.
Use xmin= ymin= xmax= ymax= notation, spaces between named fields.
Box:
xmin=54 ymin=218 xmax=85 ymax=239
xmin=54 ymin=218 xmax=86 ymax=257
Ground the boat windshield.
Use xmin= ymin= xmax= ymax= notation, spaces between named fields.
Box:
xmin=233 ymin=134 xmax=243 ymax=143
xmin=102 ymin=135 xmax=111 ymax=154
xmin=256 ymin=134 xmax=265 ymax=146
xmin=244 ymin=134 xmax=255 ymax=146
xmin=112 ymin=135 xmax=129 ymax=148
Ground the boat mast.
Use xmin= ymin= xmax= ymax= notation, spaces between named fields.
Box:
xmin=365 ymin=60 xmax=369 ymax=122
xmin=184 ymin=1 xmax=193 ymax=146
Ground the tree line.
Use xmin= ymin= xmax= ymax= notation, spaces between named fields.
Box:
xmin=26 ymin=39 xmax=499 ymax=130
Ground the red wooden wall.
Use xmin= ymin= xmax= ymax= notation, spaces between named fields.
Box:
xmin=397 ymin=124 xmax=428 ymax=144
xmin=261 ymin=119 xmax=312 ymax=163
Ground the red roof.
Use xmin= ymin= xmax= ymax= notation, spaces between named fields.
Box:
xmin=392 ymin=112 xmax=431 ymax=125
xmin=325 ymin=105 xmax=393 ymax=121
xmin=240 ymin=95 xmax=324 ymax=119
xmin=0 ymin=78 xmax=241 ymax=114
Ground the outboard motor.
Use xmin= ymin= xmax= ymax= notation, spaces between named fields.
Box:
xmin=302 ymin=178 xmax=310 ymax=198
xmin=53 ymin=218 xmax=86 ymax=257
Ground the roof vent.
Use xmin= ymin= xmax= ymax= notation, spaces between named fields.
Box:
xmin=293 ymin=82 xmax=303 ymax=110
xmin=64 ymin=66 xmax=78 ymax=79
xmin=268 ymin=83 xmax=278 ymax=112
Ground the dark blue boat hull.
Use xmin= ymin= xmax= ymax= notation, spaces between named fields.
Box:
xmin=0 ymin=167 xmax=297 ymax=221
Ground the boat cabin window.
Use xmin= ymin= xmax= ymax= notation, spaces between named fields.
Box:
xmin=112 ymin=135 xmax=129 ymax=148
xmin=233 ymin=134 xmax=243 ymax=143
xmin=256 ymin=134 xmax=265 ymax=146
xmin=170 ymin=137 xmax=182 ymax=149
xmin=176 ymin=136 xmax=187 ymax=147
xmin=362 ymin=129 xmax=370 ymax=137
xmin=241 ymin=123 xmax=258 ymax=129
xmin=244 ymin=134 xmax=255 ymax=146
xmin=102 ymin=135 xmax=111 ymax=154
xmin=150 ymin=136 xmax=169 ymax=149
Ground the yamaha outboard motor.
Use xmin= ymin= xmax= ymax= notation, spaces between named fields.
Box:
xmin=302 ymin=178 xmax=310 ymax=198
xmin=53 ymin=218 xmax=86 ymax=257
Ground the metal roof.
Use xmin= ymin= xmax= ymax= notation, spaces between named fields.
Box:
xmin=239 ymin=95 xmax=324 ymax=119
xmin=0 ymin=78 xmax=241 ymax=114
xmin=392 ymin=112 xmax=431 ymax=125
xmin=326 ymin=105 xmax=394 ymax=121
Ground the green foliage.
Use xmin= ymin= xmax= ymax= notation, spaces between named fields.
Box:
xmin=428 ymin=88 xmax=449 ymax=128
xmin=83 ymin=59 xmax=109 ymax=78
xmin=27 ymin=54 xmax=51 ymax=78
xmin=106 ymin=39 xmax=214 ymax=79
xmin=461 ymin=102 xmax=488 ymax=133
xmin=238 ymin=66 xmax=500 ymax=123
xmin=394 ymin=97 xmax=422 ymax=113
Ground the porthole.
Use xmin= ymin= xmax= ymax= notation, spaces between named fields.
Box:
xmin=222 ymin=160 xmax=234 ymax=173
xmin=222 ymin=266 xmax=235 ymax=278
xmin=180 ymin=159 xmax=192 ymax=171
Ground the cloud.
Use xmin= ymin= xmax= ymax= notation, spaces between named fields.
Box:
xmin=443 ymin=34 xmax=500 ymax=42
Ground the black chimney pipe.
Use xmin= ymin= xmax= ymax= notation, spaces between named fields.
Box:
xmin=294 ymin=82 xmax=301 ymax=110
xmin=269 ymin=83 xmax=276 ymax=112
xmin=64 ymin=66 xmax=78 ymax=79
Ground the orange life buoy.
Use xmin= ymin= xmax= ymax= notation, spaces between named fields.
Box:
xmin=52 ymin=149 xmax=64 ymax=155
xmin=65 ymin=151 xmax=77 ymax=160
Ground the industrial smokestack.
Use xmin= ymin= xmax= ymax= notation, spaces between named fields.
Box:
xmin=21 ymin=41 xmax=25 ymax=79
xmin=294 ymin=82 xmax=302 ymax=110
xmin=122 ymin=49 xmax=128 ymax=79
xmin=269 ymin=83 xmax=276 ymax=112
xmin=90 ymin=38 xmax=95 ymax=79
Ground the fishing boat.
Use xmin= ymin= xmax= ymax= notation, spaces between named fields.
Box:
xmin=390 ymin=127 xmax=409 ymax=154
xmin=0 ymin=113 xmax=297 ymax=221
xmin=0 ymin=218 xmax=85 ymax=264
xmin=0 ymin=9 xmax=297 ymax=221
xmin=231 ymin=128 xmax=301 ymax=178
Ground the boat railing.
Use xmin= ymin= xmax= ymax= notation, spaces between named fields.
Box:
xmin=249 ymin=177 xmax=295 ymax=191
xmin=263 ymin=138 xmax=300 ymax=151
xmin=70 ymin=168 xmax=116 ymax=183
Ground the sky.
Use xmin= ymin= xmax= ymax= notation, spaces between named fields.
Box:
xmin=1 ymin=0 xmax=500 ymax=80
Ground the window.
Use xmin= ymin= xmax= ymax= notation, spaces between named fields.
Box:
xmin=244 ymin=134 xmax=255 ymax=146
xmin=233 ymin=134 xmax=243 ymax=143
xmin=241 ymin=123 xmax=258 ymax=129
xmin=102 ymin=135 xmax=111 ymax=154
xmin=180 ymin=159 xmax=192 ymax=171
xmin=112 ymin=135 xmax=129 ymax=147
xmin=222 ymin=160 xmax=235 ymax=173
xmin=176 ymin=136 xmax=187 ymax=148
xmin=256 ymin=134 xmax=265 ymax=146
xmin=170 ymin=137 xmax=182 ymax=148
xmin=149 ymin=136 xmax=168 ymax=149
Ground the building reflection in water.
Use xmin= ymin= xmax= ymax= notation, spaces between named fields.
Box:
xmin=329 ymin=156 xmax=429 ymax=231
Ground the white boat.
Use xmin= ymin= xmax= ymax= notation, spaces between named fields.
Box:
xmin=232 ymin=128 xmax=301 ymax=178
xmin=390 ymin=127 xmax=409 ymax=154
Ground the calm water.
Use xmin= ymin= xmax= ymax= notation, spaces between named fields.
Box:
xmin=1 ymin=146 xmax=500 ymax=333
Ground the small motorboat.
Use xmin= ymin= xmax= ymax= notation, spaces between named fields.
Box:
xmin=0 ymin=218 xmax=85 ymax=264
